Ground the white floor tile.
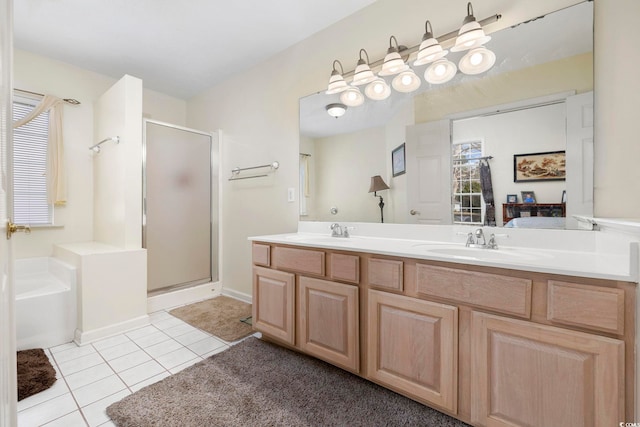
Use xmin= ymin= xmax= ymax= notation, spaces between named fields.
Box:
xmin=118 ymin=360 xmax=166 ymax=387
xmin=169 ymin=357 xmax=202 ymax=374
xmin=163 ymin=322 xmax=200 ymax=338
xmin=96 ymin=341 xmax=139 ymax=361
xmin=92 ymin=335 xmax=131 ymax=352
xmin=52 ymin=345 xmax=96 ymax=365
xmin=64 ymin=363 xmax=115 ymax=391
xmin=81 ymin=389 xmax=130 ymax=427
xmin=144 ymin=338 xmax=183 ymax=359
xmin=17 ymin=376 xmax=69 ymax=412
xmin=200 ymin=345 xmax=230 ymax=359
xmin=108 ymin=349 xmax=152 ymax=373
xmin=72 ymin=375 xmax=127 ymax=408
xmin=156 ymin=347 xmax=199 ymax=370
xmin=128 ymin=330 xmax=171 ymax=348
xmin=148 ymin=310 xmax=172 ymax=324
xmin=124 ymin=325 xmax=158 ymax=341
xmin=57 ymin=352 xmax=105 ymax=377
xmin=173 ymin=329 xmax=210 ymax=346
xmin=128 ymin=371 xmax=171 ymax=393
xmin=17 ymin=393 xmax=77 ymax=427
xmin=152 ymin=316 xmax=185 ymax=331
xmin=98 ymin=421 xmax=116 ymax=427
xmin=49 ymin=342 xmax=77 ymax=354
xmin=42 ymin=410 xmax=88 ymax=427
xmin=187 ymin=336 xmax=227 ymax=356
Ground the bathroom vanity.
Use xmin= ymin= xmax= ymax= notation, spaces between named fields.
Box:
xmin=250 ymin=224 xmax=636 ymax=426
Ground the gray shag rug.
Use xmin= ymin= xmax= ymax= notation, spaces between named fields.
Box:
xmin=107 ymin=337 xmax=469 ymax=427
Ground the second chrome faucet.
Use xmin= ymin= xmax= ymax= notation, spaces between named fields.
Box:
xmin=465 ymin=228 xmax=498 ymax=249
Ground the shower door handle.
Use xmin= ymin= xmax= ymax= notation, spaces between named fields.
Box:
xmin=6 ymin=220 xmax=31 ymax=240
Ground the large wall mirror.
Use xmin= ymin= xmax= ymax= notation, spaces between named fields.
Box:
xmin=299 ymin=1 xmax=593 ymax=230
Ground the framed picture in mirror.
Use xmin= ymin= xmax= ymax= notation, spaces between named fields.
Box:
xmin=507 ymin=194 xmax=518 ymax=203
xmin=514 ymin=151 xmax=566 ymax=182
xmin=392 ymin=143 xmax=406 ymax=177
xmin=521 ymin=191 xmax=536 ymax=203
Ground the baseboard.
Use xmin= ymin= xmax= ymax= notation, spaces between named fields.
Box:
xmin=221 ymin=287 xmax=252 ymax=304
xmin=147 ymin=281 xmax=222 ymax=312
xmin=74 ymin=314 xmax=150 ymax=346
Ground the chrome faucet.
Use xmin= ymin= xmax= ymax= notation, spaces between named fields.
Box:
xmin=330 ymin=223 xmax=343 ymax=237
xmin=465 ymin=228 xmax=499 ymax=249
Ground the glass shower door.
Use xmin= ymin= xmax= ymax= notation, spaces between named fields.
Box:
xmin=144 ymin=121 xmax=212 ymax=293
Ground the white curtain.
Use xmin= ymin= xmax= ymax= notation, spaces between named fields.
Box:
xmin=13 ymin=95 xmax=66 ymax=206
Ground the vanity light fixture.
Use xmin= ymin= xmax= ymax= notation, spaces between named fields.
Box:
xmin=458 ymin=46 xmax=496 ymax=74
xmin=392 ymin=69 xmax=422 ymax=93
xmin=413 ymin=21 xmax=448 ymax=66
xmin=378 ymin=36 xmax=409 ymax=76
xmin=340 ymin=87 xmax=365 ymax=107
xmin=326 ymin=103 xmax=347 ymax=118
xmin=451 ymin=2 xmax=492 ymax=52
xmin=326 ymin=60 xmax=348 ymax=94
xmin=351 ymin=49 xmax=376 ymax=86
xmin=365 ymin=78 xmax=392 ymax=100
xmin=424 ymin=58 xmax=457 ymax=84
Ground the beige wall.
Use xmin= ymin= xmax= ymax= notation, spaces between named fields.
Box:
xmin=13 ymin=50 xmax=187 ymax=258
xmin=187 ymin=0 xmax=603 ymax=297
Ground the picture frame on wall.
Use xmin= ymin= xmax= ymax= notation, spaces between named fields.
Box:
xmin=507 ymin=194 xmax=518 ymax=203
xmin=392 ymin=143 xmax=406 ymax=177
xmin=513 ymin=150 xmax=566 ymax=182
xmin=521 ymin=191 xmax=536 ymax=203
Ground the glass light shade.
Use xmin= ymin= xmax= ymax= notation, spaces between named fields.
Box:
xmin=326 ymin=71 xmax=348 ymax=94
xmin=424 ymin=59 xmax=457 ymax=84
xmin=352 ymin=61 xmax=376 ymax=85
xmin=413 ymin=37 xmax=448 ymax=66
xmin=364 ymin=78 xmax=391 ymax=101
xmin=392 ymin=70 xmax=421 ymax=93
xmin=459 ymin=47 xmax=496 ymax=75
xmin=451 ymin=21 xmax=491 ymax=52
xmin=378 ymin=51 xmax=409 ymax=76
xmin=326 ymin=103 xmax=347 ymax=118
xmin=340 ymin=87 xmax=364 ymax=107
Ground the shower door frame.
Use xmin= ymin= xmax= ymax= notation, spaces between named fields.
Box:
xmin=142 ymin=119 xmax=219 ymax=294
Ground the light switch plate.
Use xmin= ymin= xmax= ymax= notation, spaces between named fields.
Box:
xmin=287 ymin=188 xmax=295 ymax=202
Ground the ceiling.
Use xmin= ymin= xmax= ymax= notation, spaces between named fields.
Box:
xmin=13 ymin=0 xmax=376 ymax=99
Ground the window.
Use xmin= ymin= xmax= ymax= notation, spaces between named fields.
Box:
xmin=452 ymin=141 xmax=483 ymax=225
xmin=12 ymin=98 xmax=53 ymax=225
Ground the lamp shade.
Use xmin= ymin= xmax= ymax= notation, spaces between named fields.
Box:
xmin=368 ymin=175 xmax=390 ymax=193
xmin=326 ymin=59 xmax=348 ymax=94
xmin=365 ymin=78 xmax=391 ymax=101
xmin=424 ymin=58 xmax=457 ymax=84
xmin=340 ymin=87 xmax=365 ymax=107
xmin=450 ymin=3 xmax=491 ymax=52
xmin=379 ymin=36 xmax=409 ymax=76
xmin=413 ymin=21 xmax=448 ymax=66
xmin=352 ymin=49 xmax=376 ymax=86
xmin=458 ymin=46 xmax=496 ymax=74
xmin=392 ymin=69 xmax=422 ymax=93
xmin=326 ymin=103 xmax=347 ymax=118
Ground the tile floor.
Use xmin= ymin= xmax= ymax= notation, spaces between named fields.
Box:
xmin=17 ymin=301 xmax=251 ymax=427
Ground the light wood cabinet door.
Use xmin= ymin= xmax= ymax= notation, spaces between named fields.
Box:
xmin=252 ymin=266 xmax=295 ymax=345
xmin=471 ymin=311 xmax=625 ymax=427
xmin=298 ymin=276 xmax=359 ymax=372
xmin=367 ymin=290 xmax=458 ymax=413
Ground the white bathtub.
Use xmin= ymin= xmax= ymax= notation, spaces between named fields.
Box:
xmin=15 ymin=257 xmax=77 ymax=350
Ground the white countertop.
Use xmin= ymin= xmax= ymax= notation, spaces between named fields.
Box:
xmin=249 ymin=230 xmax=639 ymax=282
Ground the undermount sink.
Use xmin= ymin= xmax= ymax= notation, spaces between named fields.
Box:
xmin=413 ymin=244 xmax=545 ymax=262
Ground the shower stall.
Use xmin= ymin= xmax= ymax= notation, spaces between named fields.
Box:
xmin=143 ymin=120 xmax=219 ymax=294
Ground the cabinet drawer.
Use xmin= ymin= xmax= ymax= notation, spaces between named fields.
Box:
xmin=252 ymin=243 xmax=270 ymax=267
xmin=368 ymin=258 xmax=403 ymax=292
xmin=330 ymin=253 xmax=360 ymax=284
xmin=547 ymin=280 xmax=625 ymax=335
xmin=416 ymin=264 xmax=532 ymax=318
xmin=273 ymin=246 xmax=325 ymax=276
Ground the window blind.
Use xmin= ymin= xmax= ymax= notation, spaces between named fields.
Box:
xmin=13 ymin=100 xmax=53 ymax=225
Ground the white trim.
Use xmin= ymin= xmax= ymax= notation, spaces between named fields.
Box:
xmin=221 ymin=287 xmax=252 ymax=304
xmin=147 ymin=281 xmax=222 ymax=312
xmin=73 ymin=315 xmax=150 ymax=346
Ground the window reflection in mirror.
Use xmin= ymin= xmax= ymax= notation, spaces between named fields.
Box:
xmin=299 ymin=1 xmax=593 ymax=230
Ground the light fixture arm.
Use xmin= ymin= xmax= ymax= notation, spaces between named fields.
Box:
xmin=388 ymin=35 xmax=400 ymax=52
xmin=359 ymin=48 xmax=370 ymax=64
xmin=332 ymin=59 xmax=344 ymax=74
xmin=424 ymin=20 xmax=434 ymax=38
